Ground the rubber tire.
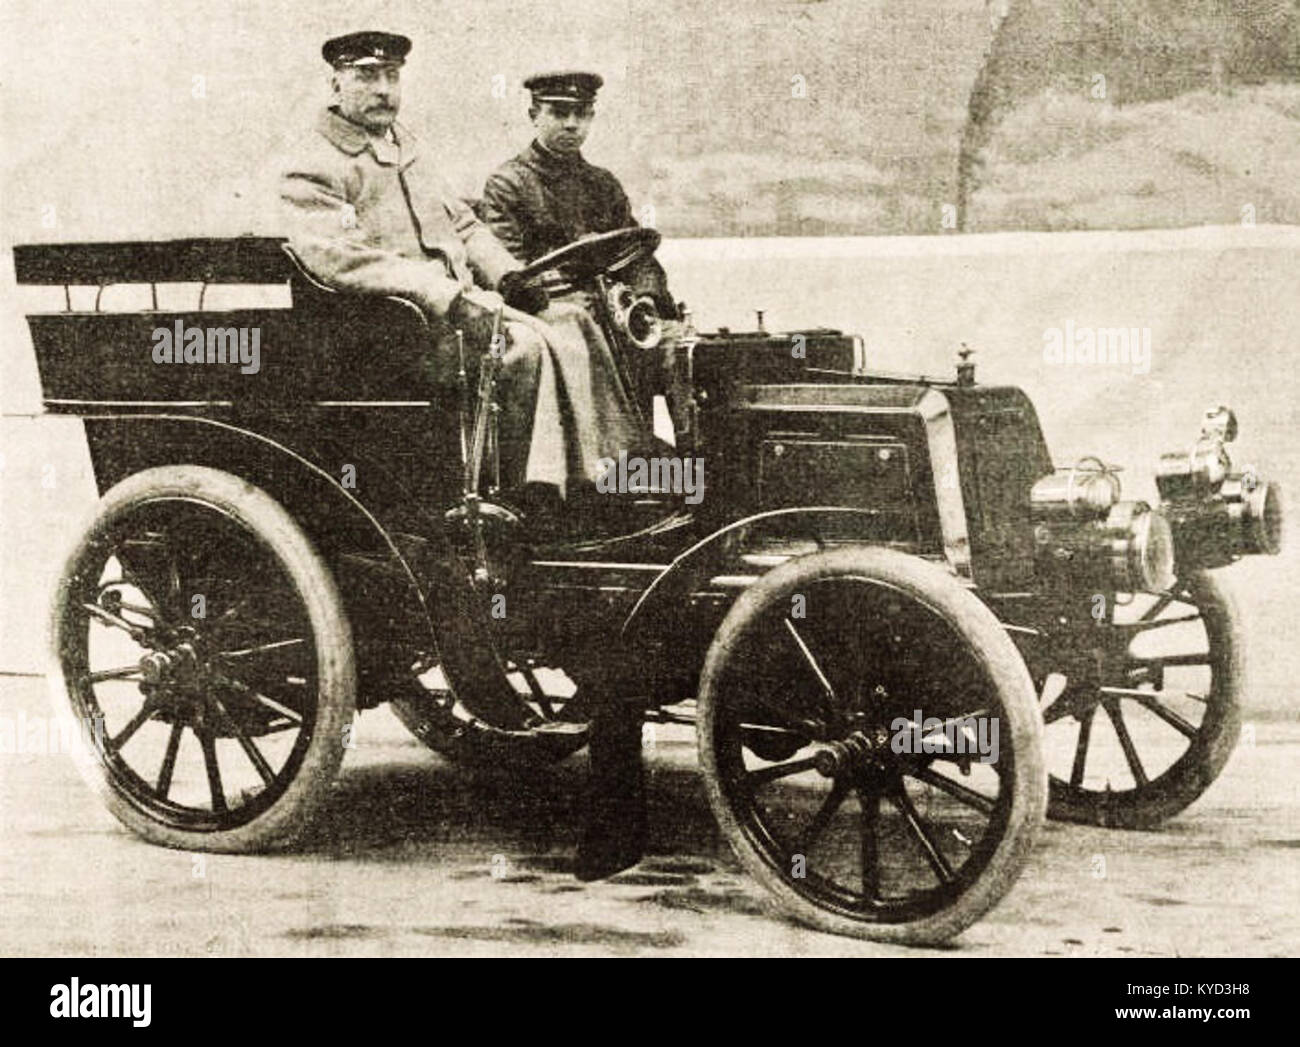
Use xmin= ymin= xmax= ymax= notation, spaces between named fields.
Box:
xmin=698 ymin=546 xmax=1047 ymax=946
xmin=48 ymin=465 xmax=357 ymax=853
xmin=1046 ymin=570 xmax=1242 ymax=829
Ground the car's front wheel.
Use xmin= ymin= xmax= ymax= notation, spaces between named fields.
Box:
xmin=1029 ymin=571 xmax=1242 ymax=828
xmin=697 ymin=546 xmax=1047 ymax=945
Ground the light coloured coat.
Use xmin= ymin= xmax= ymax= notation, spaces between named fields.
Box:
xmin=280 ymin=107 xmax=517 ymax=318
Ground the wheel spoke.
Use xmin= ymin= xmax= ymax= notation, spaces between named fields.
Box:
xmin=1138 ymin=591 xmax=1175 ymax=623
xmin=516 ymin=663 xmax=557 ymax=719
xmin=858 ymin=785 xmax=881 ymax=898
xmin=782 ymin=619 xmax=838 ymax=713
xmin=1070 ymin=706 xmax=1096 ymax=787
xmin=895 ymin=709 xmax=991 ymax=732
xmin=211 ymin=695 xmax=277 ymax=787
xmin=211 ymin=672 xmax=305 ymax=726
xmin=248 ymin=692 xmax=305 ymax=726
xmin=1132 ymin=694 xmax=1200 ymax=739
xmin=109 ymin=696 xmax=160 ymax=750
xmin=910 ymin=765 xmax=995 ymax=815
xmin=1043 ymin=696 xmax=1077 ymax=725
xmin=198 ymin=731 xmax=227 ymax=813
xmin=1102 ymin=698 xmax=1148 ymax=787
xmin=115 ymin=561 xmax=162 ymax=613
xmin=1100 ymin=685 xmax=1208 ymax=702
xmin=216 ymin=638 xmax=308 ymax=660
xmin=889 ymin=782 xmax=955 ymax=884
xmin=1135 ymin=652 xmax=1210 ymax=669
xmin=97 ymin=581 xmax=160 ymax=621
xmin=82 ymin=603 xmax=149 ymax=643
xmin=1115 ymin=611 xmax=1202 ymax=632
xmin=156 ymin=722 xmax=183 ymax=797
xmin=742 ymin=691 xmax=827 ymax=738
xmin=85 ymin=664 xmax=144 ymax=684
xmin=746 ymin=754 xmax=820 ymax=787
xmin=738 ymin=722 xmax=813 ymax=740
xmin=798 ymin=777 xmax=850 ymax=853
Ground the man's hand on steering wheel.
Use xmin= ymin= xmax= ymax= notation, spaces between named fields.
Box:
xmin=498 ymin=270 xmax=550 ymax=315
xmin=512 ymin=227 xmax=663 ymax=298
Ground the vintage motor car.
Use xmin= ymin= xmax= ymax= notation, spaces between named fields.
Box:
xmin=14 ymin=229 xmax=1284 ymax=945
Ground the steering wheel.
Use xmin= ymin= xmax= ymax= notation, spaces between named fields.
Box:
xmin=514 ymin=227 xmax=661 ymax=296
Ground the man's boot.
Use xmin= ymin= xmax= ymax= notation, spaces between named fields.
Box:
xmin=575 ymin=696 xmax=647 ymax=881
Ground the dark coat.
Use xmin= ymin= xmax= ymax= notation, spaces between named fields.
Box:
xmin=481 ymin=141 xmax=675 ymax=316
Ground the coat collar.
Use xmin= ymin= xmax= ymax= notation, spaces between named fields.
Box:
xmin=523 ymin=138 xmax=586 ymax=172
xmin=316 ymin=107 xmax=418 ymax=167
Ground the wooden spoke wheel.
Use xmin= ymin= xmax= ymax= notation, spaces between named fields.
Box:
xmin=697 ymin=546 xmax=1046 ymax=945
xmin=48 ymin=466 xmax=356 ymax=852
xmin=1030 ymin=571 xmax=1242 ymax=829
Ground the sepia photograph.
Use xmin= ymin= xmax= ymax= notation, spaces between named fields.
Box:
xmin=1 ymin=0 xmax=1296 ymax=986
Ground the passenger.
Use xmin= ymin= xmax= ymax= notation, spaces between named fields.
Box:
xmin=278 ymin=33 xmax=652 ymax=506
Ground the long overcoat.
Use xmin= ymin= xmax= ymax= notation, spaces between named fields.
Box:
xmin=279 ymin=108 xmax=645 ymax=493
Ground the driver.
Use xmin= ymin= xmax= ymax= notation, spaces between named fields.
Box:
xmin=480 ymin=72 xmax=676 ymax=320
xmin=481 ymin=73 xmax=689 ymax=436
xmin=278 ymin=33 xmax=651 ymax=508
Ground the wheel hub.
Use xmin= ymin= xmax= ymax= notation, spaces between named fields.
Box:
xmin=139 ymin=639 xmax=200 ymax=684
xmin=130 ymin=624 xmax=236 ymax=731
xmin=813 ymin=726 xmax=892 ymax=778
xmin=1049 ymin=619 xmax=1167 ymax=723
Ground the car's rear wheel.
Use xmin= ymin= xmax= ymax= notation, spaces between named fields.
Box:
xmin=389 ymin=659 xmax=591 ymax=769
xmin=698 ymin=546 xmax=1046 ymax=945
xmin=49 ymin=465 xmax=356 ymax=852
xmin=388 ymin=506 xmax=590 ymax=768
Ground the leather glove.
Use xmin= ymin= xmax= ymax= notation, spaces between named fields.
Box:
xmin=498 ymin=270 xmax=550 ymax=315
xmin=448 ymin=290 xmax=507 ymax=355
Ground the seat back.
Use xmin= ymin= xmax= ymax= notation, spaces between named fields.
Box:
xmin=16 ymin=238 xmax=444 ymax=407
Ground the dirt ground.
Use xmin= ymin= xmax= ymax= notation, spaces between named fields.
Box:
xmin=1 ymin=673 xmax=1296 ymax=958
